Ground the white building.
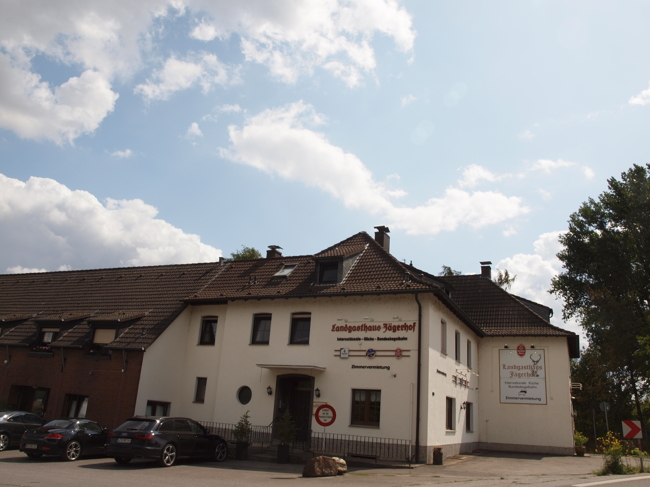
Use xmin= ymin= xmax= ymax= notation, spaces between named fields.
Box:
xmin=134 ymin=228 xmax=579 ymax=462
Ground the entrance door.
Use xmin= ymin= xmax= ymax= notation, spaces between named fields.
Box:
xmin=273 ymin=375 xmax=314 ymax=443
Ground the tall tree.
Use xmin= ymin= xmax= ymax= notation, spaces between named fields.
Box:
xmin=230 ymin=246 xmax=262 ymax=261
xmin=550 ymin=164 xmax=650 ymax=439
xmin=439 ymin=265 xmax=462 ymax=276
xmin=493 ymin=269 xmax=516 ymax=290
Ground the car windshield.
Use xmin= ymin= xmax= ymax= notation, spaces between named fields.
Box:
xmin=44 ymin=419 xmax=75 ymax=429
xmin=114 ymin=420 xmax=156 ymax=432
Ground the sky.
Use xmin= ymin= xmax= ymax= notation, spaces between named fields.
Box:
xmin=1 ymin=0 xmax=650 ymax=337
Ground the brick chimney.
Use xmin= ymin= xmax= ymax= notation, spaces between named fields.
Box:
xmin=480 ymin=261 xmax=492 ymax=279
xmin=374 ymin=226 xmax=390 ymax=252
xmin=266 ymin=245 xmax=283 ymax=259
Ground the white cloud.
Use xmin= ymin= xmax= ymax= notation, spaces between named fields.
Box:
xmin=0 ymin=55 xmax=119 ymax=144
xmin=220 ymin=101 xmax=530 ymax=236
xmin=0 ymin=173 xmax=222 ymax=272
xmin=219 ymin=103 xmax=242 ymax=113
xmin=538 ymin=189 xmax=552 ymax=200
xmin=401 ymin=94 xmax=417 ymax=107
xmin=6 ymin=266 xmax=48 ymax=274
xmin=629 ymin=82 xmax=650 ymax=106
xmin=0 ymin=0 xmax=415 ymax=141
xmin=497 ymin=231 xmax=580 ymax=336
xmin=135 ymin=52 xmax=240 ymax=101
xmin=111 ymin=149 xmax=133 ymax=158
xmin=530 ymin=159 xmax=575 ymax=173
xmin=185 ymin=122 xmax=203 ymax=138
xmin=503 ymin=226 xmax=517 ymax=237
xmin=581 ymin=165 xmax=595 ymax=180
xmin=519 ymin=130 xmax=535 ymax=140
xmin=458 ymin=164 xmax=507 ymax=188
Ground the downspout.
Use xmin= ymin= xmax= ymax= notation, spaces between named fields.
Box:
xmin=414 ymin=293 xmax=422 ymax=464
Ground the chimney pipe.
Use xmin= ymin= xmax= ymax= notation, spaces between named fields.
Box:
xmin=266 ymin=245 xmax=283 ymax=259
xmin=480 ymin=261 xmax=492 ymax=279
xmin=374 ymin=226 xmax=390 ymax=253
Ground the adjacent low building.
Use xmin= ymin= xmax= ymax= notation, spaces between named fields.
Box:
xmin=0 ymin=227 xmax=579 ymax=461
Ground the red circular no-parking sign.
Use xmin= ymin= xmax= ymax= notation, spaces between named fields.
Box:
xmin=314 ymin=404 xmax=337 ymax=427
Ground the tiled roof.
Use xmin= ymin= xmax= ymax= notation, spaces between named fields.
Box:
xmin=0 ymin=262 xmax=222 ymax=350
xmin=187 ymin=232 xmax=435 ymax=301
xmin=0 ymin=230 xmax=576 ymax=351
xmin=438 ymin=275 xmax=574 ymax=337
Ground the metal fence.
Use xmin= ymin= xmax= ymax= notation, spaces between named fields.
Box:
xmin=200 ymin=421 xmax=273 ymax=447
xmin=310 ymin=432 xmax=412 ymax=463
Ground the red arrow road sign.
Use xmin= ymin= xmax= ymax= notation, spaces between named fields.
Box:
xmin=622 ymin=420 xmax=643 ymax=439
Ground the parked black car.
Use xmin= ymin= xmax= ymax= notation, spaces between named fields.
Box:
xmin=105 ymin=417 xmax=228 ymax=467
xmin=19 ymin=419 xmax=108 ymax=461
xmin=0 ymin=411 xmax=44 ymax=451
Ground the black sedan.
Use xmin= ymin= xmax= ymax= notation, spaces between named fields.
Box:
xmin=19 ymin=419 xmax=108 ymax=461
xmin=0 ymin=411 xmax=44 ymax=451
xmin=105 ymin=417 xmax=228 ymax=467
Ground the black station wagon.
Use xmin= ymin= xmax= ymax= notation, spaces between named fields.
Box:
xmin=105 ymin=417 xmax=228 ymax=467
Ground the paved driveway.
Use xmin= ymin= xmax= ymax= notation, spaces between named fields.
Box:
xmin=1 ymin=449 xmax=648 ymax=487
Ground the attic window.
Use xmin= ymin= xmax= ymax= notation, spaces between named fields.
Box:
xmin=274 ymin=264 xmax=298 ymax=277
xmin=93 ymin=329 xmax=116 ymax=345
xmin=318 ymin=260 xmax=340 ymax=284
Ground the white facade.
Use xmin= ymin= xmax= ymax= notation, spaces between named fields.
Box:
xmin=135 ymin=291 xmax=574 ymax=462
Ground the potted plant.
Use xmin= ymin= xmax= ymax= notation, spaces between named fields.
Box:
xmin=233 ymin=410 xmax=252 ymax=460
xmin=276 ymin=410 xmax=297 ymax=464
xmin=574 ymin=431 xmax=588 ymax=457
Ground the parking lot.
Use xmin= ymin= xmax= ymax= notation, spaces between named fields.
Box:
xmin=3 ymin=448 xmax=650 ymax=487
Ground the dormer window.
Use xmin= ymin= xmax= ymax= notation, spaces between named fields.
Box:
xmin=40 ymin=328 xmax=59 ymax=344
xmin=274 ymin=264 xmax=298 ymax=277
xmin=318 ymin=260 xmax=341 ymax=284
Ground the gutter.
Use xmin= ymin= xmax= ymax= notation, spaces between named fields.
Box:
xmin=414 ymin=293 xmax=423 ymax=464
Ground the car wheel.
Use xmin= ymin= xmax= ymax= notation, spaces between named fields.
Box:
xmin=0 ymin=432 xmax=9 ymax=451
xmin=114 ymin=456 xmax=132 ymax=465
xmin=157 ymin=443 xmax=177 ymax=467
xmin=61 ymin=440 xmax=82 ymax=461
xmin=214 ymin=440 xmax=228 ymax=462
xmin=26 ymin=452 xmax=43 ymax=459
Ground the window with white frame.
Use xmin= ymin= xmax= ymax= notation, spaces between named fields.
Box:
xmin=441 ymin=320 xmax=447 ymax=354
xmin=446 ymin=397 xmax=455 ymax=431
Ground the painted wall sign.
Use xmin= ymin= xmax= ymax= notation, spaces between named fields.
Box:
xmin=395 ymin=348 xmax=402 ymax=358
xmin=499 ymin=349 xmax=547 ymax=405
xmin=517 ymin=344 xmax=526 ymax=357
xmin=366 ymin=348 xmax=377 ymax=358
xmin=331 ymin=322 xmax=417 ymax=334
xmin=315 ymin=404 xmax=336 ymax=427
xmin=339 ymin=347 xmax=349 ymax=358
xmin=335 ymin=348 xmax=411 ymax=358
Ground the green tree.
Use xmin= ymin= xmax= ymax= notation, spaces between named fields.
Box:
xmin=230 ymin=246 xmax=262 ymax=261
xmin=493 ymin=269 xmax=516 ymax=290
xmin=439 ymin=265 xmax=462 ymax=276
xmin=550 ymin=164 xmax=650 ymax=442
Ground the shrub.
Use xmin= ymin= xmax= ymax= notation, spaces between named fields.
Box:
xmin=233 ymin=410 xmax=252 ymax=443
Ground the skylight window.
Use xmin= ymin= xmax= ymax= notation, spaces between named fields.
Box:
xmin=274 ymin=264 xmax=298 ymax=277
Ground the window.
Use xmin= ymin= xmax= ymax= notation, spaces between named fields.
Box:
xmin=194 ymin=377 xmax=207 ymax=403
xmin=65 ymin=394 xmax=89 ymax=418
xmin=446 ymin=397 xmax=455 ymax=431
xmin=40 ymin=328 xmax=59 ymax=344
xmin=274 ymin=264 xmax=298 ymax=277
xmin=467 ymin=340 xmax=472 ymax=369
xmin=251 ymin=314 xmax=271 ymax=344
xmin=318 ymin=261 xmax=340 ymax=284
xmin=93 ymin=328 xmax=116 ymax=344
xmin=351 ymin=389 xmax=381 ymax=427
xmin=199 ymin=317 xmax=218 ymax=345
xmin=237 ymin=386 xmax=252 ymax=405
xmin=455 ymin=331 xmax=461 ymax=362
xmin=441 ymin=320 xmax=447 ymax=354
xmin=465 ymin=402 xmax=473 ymax=432
xmin=290 ymin=313 xmax=311 ymax=344
xmin=145 ymin=400 xmax=170 ymax=416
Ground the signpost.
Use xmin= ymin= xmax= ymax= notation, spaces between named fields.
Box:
xmin=622 ymin=420 xmax=644 ymax=473
xmin=600 ymin=401 xmax=610 ymax=432
xmin=315 ymin=404 xmax=336 ymax=452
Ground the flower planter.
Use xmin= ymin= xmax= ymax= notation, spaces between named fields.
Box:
xmin=575 ymin=446 xmax=586 ymax=457
xmin=235 ymin=442 xmax=249 ymax=460
xmin=277 ymin=444 xmax=291 ymax=464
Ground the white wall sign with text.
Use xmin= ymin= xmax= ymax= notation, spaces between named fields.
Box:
xmin=499 ymin=348 xmax=547 ymax=405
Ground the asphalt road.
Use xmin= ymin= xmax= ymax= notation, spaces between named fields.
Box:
xmin=1 ymin=449 xmax=649 ymax=487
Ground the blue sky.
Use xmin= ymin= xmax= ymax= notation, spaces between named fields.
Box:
xmin=1 ymin=1 xmax=650 ymax=335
